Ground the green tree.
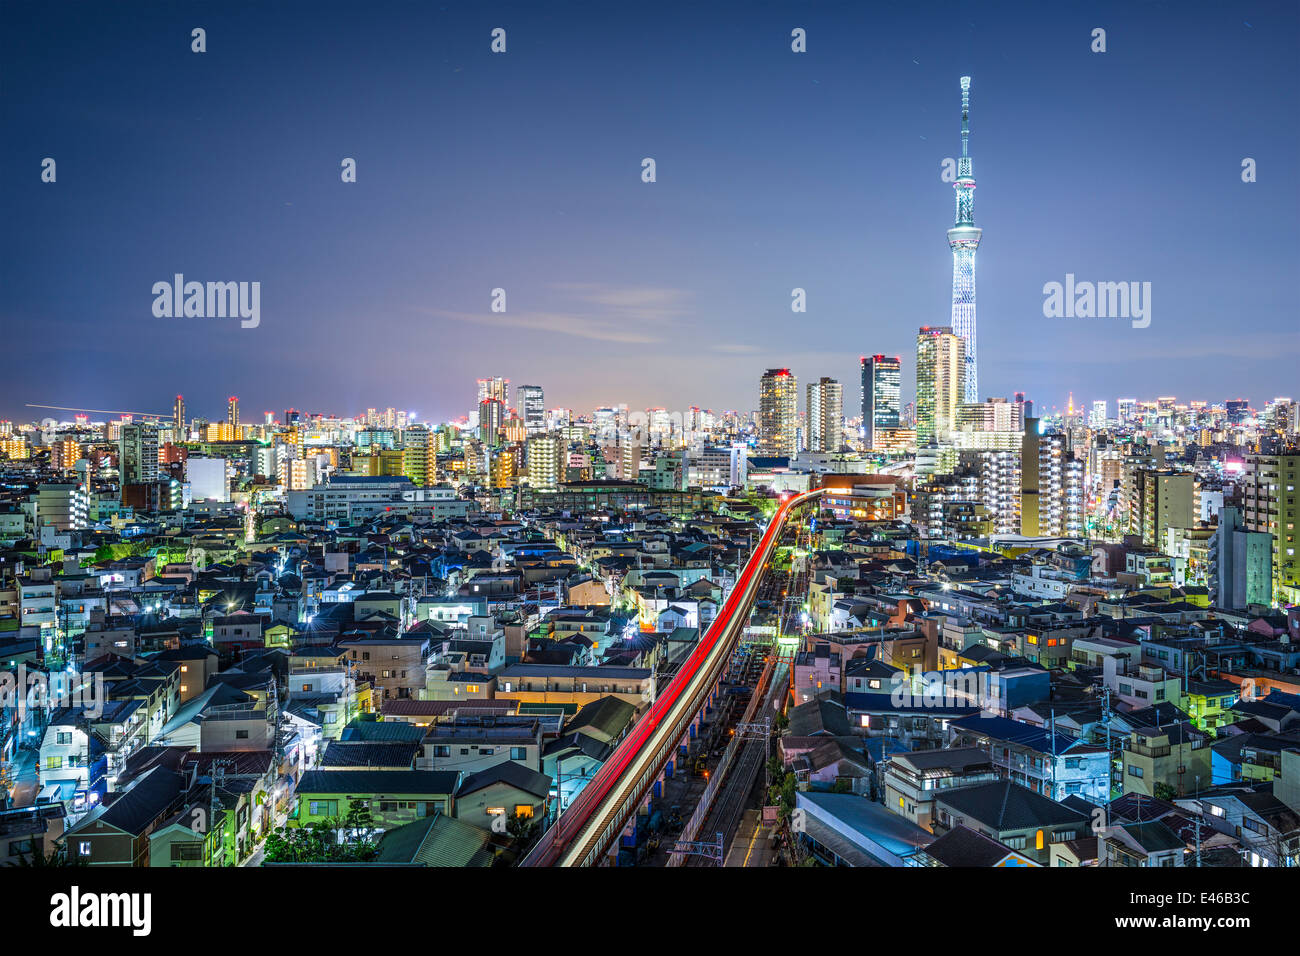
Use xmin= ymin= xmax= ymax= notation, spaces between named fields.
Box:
xmin=501 ymin=811 xmax=533 ymax=842
xmin=766 ymin=755 xmax=784 ymax=783
xmin=344 ymin=798 xmax=374 ymax=833
xmin=766 ymin=770 xmax=798 ymax=822
xmin=263 ymin=822 xmax=378 ymax=864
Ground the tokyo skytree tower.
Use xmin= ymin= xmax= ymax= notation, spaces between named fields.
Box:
xmin=947 ymin=75 xmax=982 ymax=405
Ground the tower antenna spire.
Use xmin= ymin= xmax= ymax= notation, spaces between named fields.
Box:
xmin=960 ymin=75 xmax=971 ymax=158
xmin=948 ymin=75 xmax=982 ymax=406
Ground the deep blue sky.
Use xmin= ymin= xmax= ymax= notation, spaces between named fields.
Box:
xmin=2 ymin=0 xmax=1297 ymax=424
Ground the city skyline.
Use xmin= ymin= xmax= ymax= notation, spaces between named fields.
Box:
xmin=11 ymin=384 xmax=1288 ymax=431
xmin=3 ymin=0 xmax=1299 ymax=897
xmin=3 ymin=1 xmax=1297 ymax=423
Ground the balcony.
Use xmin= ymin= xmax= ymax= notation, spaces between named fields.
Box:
xmin=1126 ymin=742 xmax=1171 ymax=759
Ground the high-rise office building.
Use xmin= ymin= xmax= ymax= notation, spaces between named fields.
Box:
xmin=478 ymin=398 xmax=504 ymax=445
xmin=916 ymin=327 xmax=965 ymax=446
xmin=1090 ymin=400 xmax=1107 ymax=429
xmin=173 ymin=394 xmax=185 ymax=433
xmin=758 ymin=368 xmax=798 ymax=458
xmin=861 ymin=355 xmax=901 ymax=451
xmin=647 ymin=407 xmax=674 ymax=447
xmin=478 ymin=377 xmax=509 ymax=407
xmin=806 ymin=377 xmax=843 ymax=453
xmin=518 ymin=385 xmax=546 ymax=434
xmin=594 ymin=406 xmax=623 ymax=443
xmin=1242 ymin=452 xmax=1300 ymax=605
xmin=948 ymin=76 xmax=982 ymax=405
xmin=119 ymin=422 xmax=160 ymax=485
xmin=227 ymin=395 xmax=240 ymax=434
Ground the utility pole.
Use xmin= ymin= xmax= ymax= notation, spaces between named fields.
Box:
xmin=268 ymin=676 xmax=283 ymax=828
xmin=1100 ymin=685 xmax=1114 ymax=800
xmin=1049 ymin=707 xmax=1057 ymax=800
xmin=208 ymin=758 xmax=231 ymax=865
xmin=554 ymin=752 xmax=564 ymax=824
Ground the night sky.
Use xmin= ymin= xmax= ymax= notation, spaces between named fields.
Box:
xmin=2 ymin=0 xmax=1297 ymax=424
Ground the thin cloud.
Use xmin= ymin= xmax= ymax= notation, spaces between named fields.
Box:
xmin=416 ymin=283 xmax=692 ymax=345
xmin=549 ymin=283 xmax=691 ymax=321
xmin=420 ymin=308 xmax=661 ymax=344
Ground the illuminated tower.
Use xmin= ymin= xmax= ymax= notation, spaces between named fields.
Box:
xmin=758 ymin=368 xmax=798 ymax=458
xmin=477 ymin=377 xmax=509 ymax=406
xmin=173 ymin=394 xmax=185 ymax=433
xmin=860 ymin=355 xmax=901 ymax=450
xmin=478 ymin=398 xmax=504 ymax=445
xmin=806 ymin=377 xmax=843 ymax=453
xmin=518 ymin=385 xmax=545 ymax=434
xmin=916 ymin=327 xmax=965 ymax=446
xmin=948 ymin=76 xmax=982 ymax=405
xmin=227 ymin=395 xmax=240 ymax=432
